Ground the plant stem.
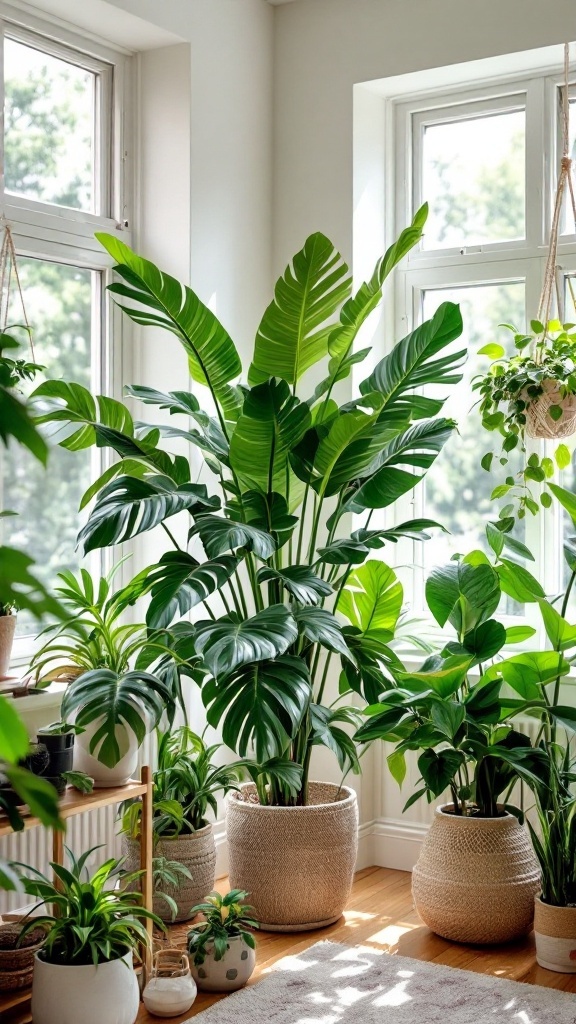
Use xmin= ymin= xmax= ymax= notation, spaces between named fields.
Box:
xmin=161 ymin=522 xmax=182 ymax=551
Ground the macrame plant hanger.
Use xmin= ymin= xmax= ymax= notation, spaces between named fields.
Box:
xmin=525 ymin=42 xmax=576 ymax=441
xmin=0 ymin=221 xmax=34 ymax=362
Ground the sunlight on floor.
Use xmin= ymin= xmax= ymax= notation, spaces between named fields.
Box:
xmin=366 ymin=923 xmax=415 ymax=947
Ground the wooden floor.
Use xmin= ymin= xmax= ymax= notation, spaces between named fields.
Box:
xmin=138 ymin=866 xmax=576 ymax=1022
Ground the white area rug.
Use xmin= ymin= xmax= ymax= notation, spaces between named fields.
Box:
xmin=189 ymin=940 xmax=576 ymax=1023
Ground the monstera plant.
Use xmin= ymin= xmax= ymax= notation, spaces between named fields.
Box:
xmin=32 ymin=205 xmax=466 ymax=926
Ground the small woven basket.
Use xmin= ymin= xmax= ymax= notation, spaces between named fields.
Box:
xmin=524 ymin=379 xmax=576 ymax=439
xmin=0 ymin=922 xmax=46 ymax=991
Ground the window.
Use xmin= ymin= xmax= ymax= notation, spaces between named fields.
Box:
xmin=0 ymin=11 xmax=132 ymax=653
xmin=392 ymin=67 xmax=576 ymax=623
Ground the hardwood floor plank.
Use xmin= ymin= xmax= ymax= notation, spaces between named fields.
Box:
xmin=136 ymin=867 xmax=576 ymax=1022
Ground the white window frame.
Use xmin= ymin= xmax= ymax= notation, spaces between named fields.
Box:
xmin=0 ymin=4 xmax=135 ymax=664
xmin=389 ymin=62 xmax=576 ymax=646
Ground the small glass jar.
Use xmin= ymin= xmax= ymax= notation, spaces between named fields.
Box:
xmin=142 ymin=949 xmax=197 ymax=1018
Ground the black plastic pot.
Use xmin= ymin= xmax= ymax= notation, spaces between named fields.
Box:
xmin=36 ymin=731 xmax=74 ymax=794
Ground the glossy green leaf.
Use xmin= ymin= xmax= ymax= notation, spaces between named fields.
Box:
xmin=339 ymin=560 xmax=403 ymax=637
xmin=294 ymin=607 xmax=353 ymax=659
xmin=191 ymin=514 xmax=276 ymax=560
xmin=195 ymin=605 xmax=298 ymax=678
xmin=257 ymin=565 xmax=332 ymax=605
xmin=145 ymin=552 xmax=239 ymax=629
xmin=249 ymin=232 xmax=351 ymax=385
xmin=229 ymin=379 xmax=311 ymax=495
xmin=496 ymin=559 xmax=545 ymax=603
xmin=426 ymin=561 xmax=500 ymax=633
xmin=539 ymin=600 xmax=576 ymax=650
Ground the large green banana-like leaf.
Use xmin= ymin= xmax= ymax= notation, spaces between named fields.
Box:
xmin=340 ymin=559 xmax=403 ymax=640
xmin=96 ymin=233 xmax=242 ymax=416
xmin=195 ymin=605 xmax=298 ymax=677
xmin=249 ymin=232 xmax=351 ymax=385
xmin=257 ymin=565 xmax=333 ymax=605
xmin=318 ymin=205 xmax=428 ymax=397
xmin=191 ymin=513 xmax=276 ymax=559
xmin=203 ymin=655 xmax=311 ymax=758
xmin=61 ymin=668 xmax=173 ymax=767
xmin=318 ymin=519 xmax=447 ymax=566
xmin=359 ymin=302 xmax=465 ymax=423
xmin=78 ymin=476 xmax=218 ymax=553
xmin=426 ymin=560 xmax=500 ymax=634
xmin=144 ymin=552 xmax=239 ymax=628
xmin=32 ymin=380 xmax=187 ymax=484
xmin=229 ymin=491 xmax=298 ymax=550
xmin=127 ymin=384 xmax=230 ymax=467
xmin=229 ymin=379 xmax=311 ymax=495
xmin=343 ymin=417 xmax=455 ymax=515
xmin=311 ymin=412 xmax=401 ymax=497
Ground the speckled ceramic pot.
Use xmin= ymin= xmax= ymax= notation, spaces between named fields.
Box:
xmin=190 ymin=935 xmax=255 ymax=993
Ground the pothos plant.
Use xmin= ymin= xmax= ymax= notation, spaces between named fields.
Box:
xmin=476 ymin=318 xmax=576 ymax=519
xmin=355 ymin=513 xmax=576 ymax=817
xmin=32 ymin=205 xmax=467 ymax=806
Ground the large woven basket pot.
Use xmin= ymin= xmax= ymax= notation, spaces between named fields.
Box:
xmin=226 ymin=781 xmax=358 ymax=932
xmin=122 ymin=824 xmax=216 ymax=923
xmin=525 ymin=379 xmax=576 ymax=439
xmin=412 ymin=805 xmax=540 ymax=944
xmin=534 ymin=897 xmax=576 ymax=973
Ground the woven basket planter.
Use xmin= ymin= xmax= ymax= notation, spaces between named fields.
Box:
xmin=0 ymin=922 xmax=46 ymax=991
xmin=226 ymin=781 xmax=358 ymax=932
xmin=122 ymin=824 xmax=216 ymax=923
xmin=524 ymin=379 xmax=576 ymax=439
xmin=534 ymin=897 xmax=576 ymax=973
xmin=412 ymin=805 xmax=540 ymax=944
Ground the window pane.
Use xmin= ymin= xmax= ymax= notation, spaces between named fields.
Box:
xmin=421 ymin=282 xmax=526 ymax=575
xmin=0 ymin=260 xmax=96 ymax=637
xmin=421 ymin=109 xmax=525 ymax=249
xmin=561 ymin=95 xmax=576 ymax=235
xmin=4 ymin=38 xmax=95 ymax=212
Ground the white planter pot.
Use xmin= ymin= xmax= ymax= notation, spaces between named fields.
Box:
xmin=190 ymin=935 xmax=255 ymax=993
xmin=226 ymin=781 xmax=358 ymax=931
xmin=534 ymin=897 xmax=576 ymax=973
xmin=0 ymin=614 xmax=16 ymax=678
xmin=122 ymin=825 xmax=217 ymax=923
xmin=31 ymin=949 xmax=139 ymax=1024
xmin=73 ymin=718 xmax=139 ymax=787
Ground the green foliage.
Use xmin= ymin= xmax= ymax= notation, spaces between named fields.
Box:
xmin=527 ymin=744 xmax=576 ymax=907
xmin=31 ymin=567 xmax=179 ymax=767
xmin=35 ymin=209 xmax=465 ymax=805
xmin=476 ymin=319 xmax=576 ymax=519
xmin=355 ymin=523 xmax=566 ymax=818
xmin=187 ymin=890 xmax=258 ymax=966
xmin=15 ymin=846 xmax=162 ymax=966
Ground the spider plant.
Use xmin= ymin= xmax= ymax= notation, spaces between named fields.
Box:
xmin=16 ymin=846 xmax=162 ymax=965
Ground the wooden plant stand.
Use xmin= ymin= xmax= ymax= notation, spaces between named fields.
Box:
xmin=0 ymin=766 xmax=153 ymax=1023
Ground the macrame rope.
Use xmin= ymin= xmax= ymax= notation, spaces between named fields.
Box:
xmin=0 ymin=222 xmax=34 ymax=361
xmin=536 ymin=42 xmax=576 ymax=356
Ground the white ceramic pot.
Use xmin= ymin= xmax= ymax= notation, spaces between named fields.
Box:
xmin=191 ymin=935 xmax=255 ymax=993
xmin=143 ymin=949 xmax=197 ymax=1017
xmin=31 ymin=949 xmax=139 ymax=1024
xmin=534 ymin=897 xmax=576 ymax=973
xmin=226 ymin=782 xmax=358 ymax=931
xmin=0 ymin=614 xmax=16 ymax=678
xmin=73 ymin=718 xmax=139 ymax=787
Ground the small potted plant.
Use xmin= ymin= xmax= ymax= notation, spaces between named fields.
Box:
xmin=36 ymin=721 xmax=79 ymax=795
xmin=187 ymin=890 xmax=258 ymax=992
xmin=16 ymin=845 xmax=162 ymax=1024
xmin=120 ymin=727 xmax=244 ymax=922
xmin=0 ymin=601 xmax=16 ymax=679
xmin=31 ymin=567 xmax=178 ymax=786
xmin=476 ymin=318 xmax=576 ymax=518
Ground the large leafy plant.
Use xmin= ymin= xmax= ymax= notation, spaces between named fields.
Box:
xmin=356 ymin=521 xmax=575 ymax=817
xmin=16 ymin=846 xmax=161 ymax=966
xmin=33 ymin=207 xmax=466 ymax=805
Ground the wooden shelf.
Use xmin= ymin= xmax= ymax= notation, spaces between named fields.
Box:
xmin=0 ymin=779 xmax=147 ymax=838
xmin=0 ymin=768 xmax=153 ymax=1021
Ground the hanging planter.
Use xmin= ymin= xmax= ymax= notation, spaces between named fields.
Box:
xmin=477 ymin=44 xmax=576 ymax=519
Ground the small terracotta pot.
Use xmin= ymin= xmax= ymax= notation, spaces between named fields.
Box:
xmin=534 ymin=897 xmax=576 ymax=973
xmin=0 ymin=614 xmax=16 ymax=678
xmin=190 ymin=935 xmax=255 ymax=993
xmin=412 ymin=804 xmax=540 ymax=944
